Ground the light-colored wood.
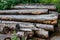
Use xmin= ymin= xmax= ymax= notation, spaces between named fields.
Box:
xmin=0 ymin=14 xmax=58 ymax=24
xmin=36 ymin=24 xmax=54 ymax=31
xmin=12 ymin=4 xmax=56 ymax=10
xmin=0 ymin=9 xmax=48 ymax=15
xmin=34 ymin=28 xmax=49 ymax=38
xmin=0 ymin=21 xmax=54 ymax=31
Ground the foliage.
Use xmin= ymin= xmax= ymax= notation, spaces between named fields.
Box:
xmin=0 ymin=0 xmax=60 ymax=12
xmin=0 ymin=0 xmax=20 ymax=10
xmin=11 ymin=31 xmax=18 ymax=40
xmin=19 ymin=0 xmax=41 ymax=4
xmin=40 ymin=0 xmax=51 ymax=4
xmin=55 ymin=0 xmax=60 ymax=13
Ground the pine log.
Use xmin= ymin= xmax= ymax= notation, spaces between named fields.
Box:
xmin=36 ymin=24 xmax=54 ymax=31
xmin=11 ymin=4 xmax=56 ymax=11
xmin=0 ymin=14 xmax=58 ymax=24
xmin=0 ymin=34 xmax=12 ymax=40
xmin=32 ymin=28 xmax=49 ymax=39
xmin=20 ymin=28 xmax=49 ymax=38
xmin=0 ymin=9 xmax=48 ymax=15
xmin=0 ymin=22 xmax=34 ymax=29
xmin=49 ymin=11 xmax=58 ymax=14
xmin=0 ymin=21 xmax=54 ymax=31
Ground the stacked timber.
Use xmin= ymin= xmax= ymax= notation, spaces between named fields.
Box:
xmin=0 ymin=21 xmax=54 ymax=31
xmin=11 ymin=4 xmax=56 ymax=11
xmin=0 ymin=4 xmax=58 ymax=40
xmin=0 ymin=9 xmax=48 ymax=15
xmin=0 ymin=14 xmax=58 ymax=25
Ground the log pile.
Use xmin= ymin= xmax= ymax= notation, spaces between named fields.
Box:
xmin=11 ymin=4 xmax=56 ymax=11
xmin=0 ymin=9 xmax=48 ymax=15
xmin=0 ymin=4 xmax=58 ymax=40
xmin=0 ymin=14 xmax=58 ymax=24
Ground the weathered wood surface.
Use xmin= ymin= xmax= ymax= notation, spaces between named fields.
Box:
xmin=49 ymin=11 xmax=58 ymax=14
xmin=11 ymin=4 xmax=56 ymax=11
xmin=0 ymin=14 xmax=58 ymax=24
xmin=33 ymin=28 xmax=49 ymax=38
xmin=36 ymin=24 xmax=54 ymax=31
xmin=0 ymin=21 xmax=54 ymax=31
xmin=20 ymin=28 xmax=49 ymax=38
xmin=0 ymin=23 xmax=34 ymax=29
xmin=0 ymin=9 xmax=48 ymax=15
xmin=20 ymin=28 xmax=32 ymax=32
xmin=0 ymin=29 xmax=49 ymax=39
xmin=0 ymin=34 xmax=12 ymax=40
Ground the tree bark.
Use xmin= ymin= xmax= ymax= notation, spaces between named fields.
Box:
xmin=33 ymin=28 xmax=49 ymax=39
xmin=0 ymin=21 xmax=54 ymax=31
xmin=0 ymin=14 xmax=58 ymax=24
xmin=36 ymin=24 xmax=54 ymax=31
xmin=0 ymin=9 xmax=48 ymax=15
xmin=11 ymin=4 xmax=56 ymax=11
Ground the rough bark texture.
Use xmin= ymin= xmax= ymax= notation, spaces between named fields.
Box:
xmin=0 ymin=14 xmax=58 ymax=24
xmin=11 ymin=4 xmax=56 ymax=11
xmin=0 ymin=9 xmax=48 ymax=15
xmin=0 ymin=21 xmax=54 ymax=31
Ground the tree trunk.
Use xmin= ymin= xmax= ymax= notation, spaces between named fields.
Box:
xmin=11 ymin=4 xmax=56 ymax=11
xmin=0 ymin=21 xmax=54 ymax=31
xmin=0 ymin=14 xmax=58 ymax=24
xmin=33 ymin=28 xmax=49 ymax=39
xmin=0 ymin=9 xmax=48 ymax=15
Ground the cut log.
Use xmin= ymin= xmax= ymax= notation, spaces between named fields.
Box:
xmin=49 ymin=11 xmax=58 ymax=14
xmin=0 ymin=19 xmax=57 ymax=25
xmin=36 ymin=24 xmax=54 ymax=31
xmin=0 ymin=23 xmax=34 ymax=29
xmin=20 ymin=28 xmax=49 ymax=38
xmin=1 ymin=21 xmax=34 ymax=28
xmin=0 ymin=21 xmax=54 ymax=31
xmin=0 ymin=9 xmax=48 ymax=15
xmin=0 ymin=34 xmax=12 ymax=40
xmin=0 ymin=14 xmax=58 ymax=24
xmin=32 ymin=28 xmax=49 ymax=39
xmin=11 ymin=4 xmax=56 ymax=11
